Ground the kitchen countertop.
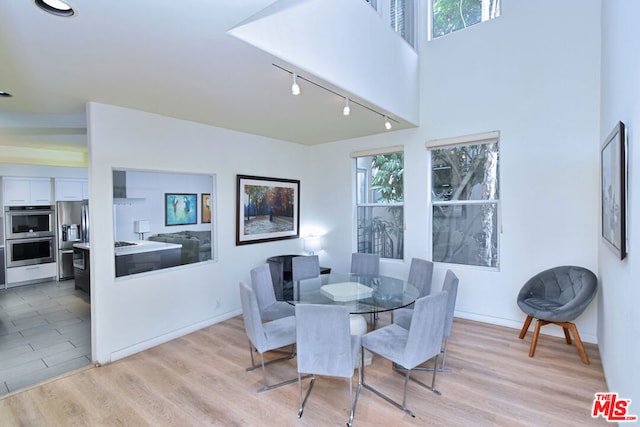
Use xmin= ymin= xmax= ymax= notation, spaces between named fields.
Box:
xmin=73 ymin=240 xmax=182 ymax=256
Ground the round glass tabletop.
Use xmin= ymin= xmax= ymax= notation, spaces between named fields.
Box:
xmin=289 ymin=272 xmax=420 ymax=314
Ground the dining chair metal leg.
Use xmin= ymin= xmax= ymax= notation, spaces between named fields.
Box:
xmin=297 ymin=373 xmax=316 ymax=418
xmin=394 ymin=355 xmax=442 ymax=396
xmin=244 ymin=341 xmax=299 ymax=393
xmin=361 ymin=347 xmax=416 ymax=417
xmin=348 ymin=367 xmax=362 ymax=427
xmin=245 ymin=342 xmax=295 ymax=372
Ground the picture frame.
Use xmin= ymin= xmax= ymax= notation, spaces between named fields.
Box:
xmin=165 ymin=193 xmax=197 ymax=226
xmin=236 ymin=175 xmax=300 ymax=245
xmin=601 ymin=121 xmax=627 ymax=260
xmin=201 ymin=193 xmax=211 ymax=224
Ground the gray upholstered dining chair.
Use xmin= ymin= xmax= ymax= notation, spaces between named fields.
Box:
xmin=295 ymin=303 xmax=361 ymax=427
xmin=239 ymin=281 xmax=298 ymax=392
xmin=350 ymin=252 xmax=380 ymax=276
xmin=517 ymin=265 xmax=597 ymax=364
xmin=250 ymin=264 xmax=295 ymax=321
xmin=361 ymin=291 xmax=448 ymax=417
xmin=392 ymin=257 xmax=434 ymax=323
xmin=291 ymin=255 xmax=320 ymax=283
xmin=395 ymin=269 xmax=459 ymax=373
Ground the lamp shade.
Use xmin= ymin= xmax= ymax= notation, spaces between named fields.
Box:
xmin=134 ymin=220 xmax=150 ymax=233
xmin=304 ymin=236 xmax=322 ymax=254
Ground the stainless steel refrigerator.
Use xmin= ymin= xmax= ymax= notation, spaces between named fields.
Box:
xmin=56 ymin=200 xmax=89 ymax=280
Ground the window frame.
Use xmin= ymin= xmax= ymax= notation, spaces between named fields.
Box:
xmin=352 ymin=146 xmax=405 ymax=260
xmin=428 ymin=0 xmax=502 ymax=41
xmin=426 ymin=131 xmax=500 ymax=270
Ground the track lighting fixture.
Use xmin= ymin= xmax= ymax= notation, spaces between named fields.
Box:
xmin=273 ymin=64 xmax=398 ymax=130
xmin=291 ymin=73 xmax=301 ymax=96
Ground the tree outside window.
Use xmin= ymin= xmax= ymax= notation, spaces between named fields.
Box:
xmin=356 ymin=152 xmax=404 ymax=259
xmin=432 ymin=0 xmax=501 ymax=39
xmin=431 ymin=140 xmax=499 ymax=267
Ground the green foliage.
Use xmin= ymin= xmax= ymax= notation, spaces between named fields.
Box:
xmin=370 ymin=152 xmax=404 ymax=202
xmin=432 ymin=0 xmax=500 ymax=39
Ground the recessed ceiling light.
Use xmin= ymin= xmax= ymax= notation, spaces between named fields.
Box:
xmin=34 ymin=0 xmax=75 ymax=17
xmin=0 ymin=91 xmax=12 ymax=98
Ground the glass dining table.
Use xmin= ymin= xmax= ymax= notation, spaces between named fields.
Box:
xmin=288 ymin=272 xmax=420 ymax=365
xmin=288 ymin=272 xmax=420 ymax=315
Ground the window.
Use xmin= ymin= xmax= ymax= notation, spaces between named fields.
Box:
xmin=391 ymin=0 xmax=415 ymax=47
xmin=428 ymin=132 xmax=499 ymax=267
xmin=431 ymin=0 xmax=501 ymax=40
xmin=354 ymin=148 xmax=404 ymax=259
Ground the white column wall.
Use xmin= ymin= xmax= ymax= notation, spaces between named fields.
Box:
xmin=599 ymin=0 xmax=640 ymax=404
xmin=87 ymin=102 xmax=309 ymax=363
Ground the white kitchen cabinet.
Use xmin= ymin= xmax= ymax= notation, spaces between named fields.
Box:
xmin=3 ymin=177 xmax=52 ymax=206
xmin=6 ymin=263 xmax=57 ymax=286
xmin=55 ymin=178 xmax=87 ymax=201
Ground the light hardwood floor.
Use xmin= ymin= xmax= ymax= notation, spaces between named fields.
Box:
xmin=0 ymin=314 xmax=609 ymax=426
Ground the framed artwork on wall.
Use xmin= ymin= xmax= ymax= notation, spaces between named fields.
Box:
xmin=201 ymin=193 xmax=211 ymax=224
xmin=601 ymin=121 xmax=627 ymax=260
xmin=236 ymin=175 xmax=300 ymax=245
xmin=165 ymin=193 xmax=197 ymax=226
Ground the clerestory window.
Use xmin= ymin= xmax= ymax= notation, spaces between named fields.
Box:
xmin=431 ymin=0 xmax=501 ymax=40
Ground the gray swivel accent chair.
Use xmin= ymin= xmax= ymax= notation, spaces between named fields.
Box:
xmin=361 ymin=291 xmax=448 ymax=417
xmin=291 ymin=255 xmax=320 ymax=282
xmin=238 ymin=282 xmax=298 ymax=392
xmin=250 ymin=264 xmax=295 ymax=321
xmin=295 ymin=304 xmax=362 ymax=427
xmin=350 ymin=252 xmax=380 ymax=276
xmin=392 ymin=257 xmax=434 ymax=325
xmin=517 ymin=265 xmax=597 ymax=364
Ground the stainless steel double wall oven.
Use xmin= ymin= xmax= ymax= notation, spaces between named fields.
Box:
xmin=4 ymin=205 xmax=56 ymax=267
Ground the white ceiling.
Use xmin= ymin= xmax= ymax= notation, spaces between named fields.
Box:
xmin=0 ymin=0 xmax=414 ymax=149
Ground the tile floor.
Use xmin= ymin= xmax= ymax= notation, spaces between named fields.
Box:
xmin=0 ymin=279 xmax=91 ymax=396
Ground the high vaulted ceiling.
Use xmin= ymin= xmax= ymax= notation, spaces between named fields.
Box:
xmin=0 ymin=0 xmax=417 ymax=153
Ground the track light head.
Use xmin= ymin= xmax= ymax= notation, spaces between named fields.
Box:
xmin=291 ymin=73 xmax=301 ymax=96
xmin=343 ymin=98 xmax=350 ymax=116
xmin=384 ymin=116 xmax=392 ymax=130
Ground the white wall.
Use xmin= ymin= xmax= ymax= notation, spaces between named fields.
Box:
xmin=599 ymin=0 xmax=640 ymax=403
xmin=87 ymin=102 xmax=309 ymax=363
xmin=113 ymin=171 xmax=211 ymax=242
xmin=308 ymin=0 xmax=602 ymax=342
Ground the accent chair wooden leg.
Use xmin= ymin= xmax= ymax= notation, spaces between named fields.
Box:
xmin=519 ymin=315 xmax=533 ymax=339
xmin=562 ymin=327 xmax=572 ymax=345
xmin=529 ymin=319 xmax=543 ymax=358
xmin=566 ymin=322 xmax=590 ymax=365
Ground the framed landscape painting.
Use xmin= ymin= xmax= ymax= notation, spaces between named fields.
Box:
xmin=236 ymin=175 xmax=300 ymax=245
xmin=601 ymin=121 xmax=626 ymax=260
xmin=165 ymin=193 xmax=197 ymax=226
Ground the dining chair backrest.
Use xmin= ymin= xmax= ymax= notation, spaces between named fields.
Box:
xmin=403 ymin=291 xmax=448 ymax=369
xmin=441 ymin=270 xmax=459 ymax=338
xmin=295 ymin=303 xmax=359 ymax=378
xmin=350 ymin=253 xmax=380 ymax=276
xmin=251 ymin=264 xmax=277 ymax=311
xmin=292 ymin=256 xmax=320 ymax=283
xmin=407 ymin=258 xmax=434 ymax=298
xmin=239 ymin=281 xmax=268 ymax=352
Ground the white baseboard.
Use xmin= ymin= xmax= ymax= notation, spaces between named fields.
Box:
xmin=455 ymin=310 xmax=597 ymax=344
xmin=107 ymin=308 xmax=243 ymax=363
